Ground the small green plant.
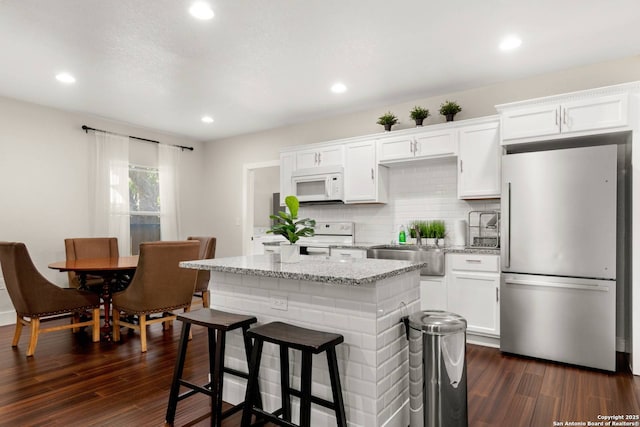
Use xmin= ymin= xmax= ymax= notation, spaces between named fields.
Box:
xmin=430 ymin=220 xmax=446 ymax=239
xmin=439 ymin=100 xmax=462 ymax=116
xmin=409 ymin=106 xmax=430 ymax=121
xmin=409 ymin=220 xmax=429 ymax=238
xmin=377 ymin=111 xmax=399 ymax=130
xmin=267 ymin=195 xmax=315 ymax=244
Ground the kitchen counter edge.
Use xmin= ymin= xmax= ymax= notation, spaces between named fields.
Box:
xmin=180 ymin=254 xmax=425 ymax=286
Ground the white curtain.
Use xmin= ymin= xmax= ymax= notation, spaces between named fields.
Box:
xmin=158 ymin=144 xmax=181 ymax=241
xmin=90 ymin=131 xmax=131 ymax=255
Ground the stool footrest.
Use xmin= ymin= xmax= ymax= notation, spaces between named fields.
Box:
xmin=287 ymin=387 xmax=337 ymax=411
xmin=251 ymin=407 xmax=298 ymax=427
xmin=178 ymin=379 xmax=213 ymax=399
xmin=224 ymin=366 xmax=250 ymax=380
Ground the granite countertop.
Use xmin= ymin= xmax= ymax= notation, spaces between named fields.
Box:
xmin=180 ymin=254 xmax=425 ymax=286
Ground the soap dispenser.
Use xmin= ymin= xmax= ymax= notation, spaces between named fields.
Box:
xmin=398 ymin=225 xmax=406 ymax=245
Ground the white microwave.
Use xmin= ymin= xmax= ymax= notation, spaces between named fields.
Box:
xmin=291 ymin=166 xmax=344 ymax=203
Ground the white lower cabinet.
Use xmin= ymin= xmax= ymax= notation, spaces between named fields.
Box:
xmin=446 ymin=254 xmax=500 ymax=337
xmin=420 ymin=276 xmax=447 ymax=311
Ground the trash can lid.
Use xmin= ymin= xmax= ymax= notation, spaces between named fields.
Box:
xmin=407 ymin=310 xmax=467 ymax=334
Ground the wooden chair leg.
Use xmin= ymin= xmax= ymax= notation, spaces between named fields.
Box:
xmin=113 ymin=310 xmax=121 ymax=342
xmin=92 ymin=308 xmax=100 ymax=342
xmin=26 ymin=318 xmax=40 ymax=357
xmin=12 ymin=315 xmax=23 ymax=347
xmin=140 ymin=315 xmax=148 ymax=353
xmin=72 ymin=312 xmax=80 ymax=333
xmin=202 ymin=290 xmax=210 ymax=308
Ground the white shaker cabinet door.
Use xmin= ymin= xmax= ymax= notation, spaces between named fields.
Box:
xmin=458 ymin=120 xmax=501 ymax=199
xmin=501 ymin=104 xmax=560 ymax=142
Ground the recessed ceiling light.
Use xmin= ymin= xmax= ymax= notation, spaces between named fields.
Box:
xmin=331 ymin=82 xmax=347 ymax=94
xmin=55 ymin=72 xmax=76 ymax=84
xmin=201 ymin=116 xmax=214 ymax=124
xmin=499 ymin=35 xmax=522 ymax=51
xmin=189 ymin=2 xmax=214 ymax=20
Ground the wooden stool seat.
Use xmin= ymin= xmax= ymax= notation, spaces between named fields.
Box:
xmin=241 ymin=322 xmax=347 ymax=427
xmin=246 ymin=321 xmax=344 ymax=353
xmin=178 ymin=309 xmax=257 ymax=331
xmin=165 ymin=309 xmax=259 ymax=427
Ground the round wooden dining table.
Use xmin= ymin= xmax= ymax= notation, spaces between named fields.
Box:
xmin=49 ymin=256 xmax=138 ymax=340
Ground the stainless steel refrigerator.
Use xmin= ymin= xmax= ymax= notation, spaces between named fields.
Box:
xmin=500 ymin=144 xmax=617 ymax=371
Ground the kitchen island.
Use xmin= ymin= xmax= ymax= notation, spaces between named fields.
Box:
xmin=181 ymin=254 xmax=424 ymax=427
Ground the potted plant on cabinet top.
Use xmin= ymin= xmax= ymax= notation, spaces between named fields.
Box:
xmin=439 ymin=100 xmax=462 ymax=122
xmin=377 ymin=111 xmax=399 ymax=131
xmin=409 ymin=106 xmax=430 ymax=126
xmin=267 ymin=195 xmax=315 ymax=263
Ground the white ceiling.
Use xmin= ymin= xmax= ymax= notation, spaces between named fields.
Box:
xmin=0 ymin=0 xmax=638 ymax=142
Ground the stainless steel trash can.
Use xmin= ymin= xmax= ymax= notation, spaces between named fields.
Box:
xmin=403 ymin=310 xmax=468 ymax=427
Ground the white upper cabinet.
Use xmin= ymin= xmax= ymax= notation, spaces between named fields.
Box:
xmin=457 ymin=120 xmax=501 ymax=199
xmin=498 ymin=84 xmax=635 ymax=145
xmin=295 ymin=145 xmax=344 ymax=170
xmin=344 ymin=139 xmax=388 ymax=203
xmin=377 ymin=127 xmax=456 ymax=164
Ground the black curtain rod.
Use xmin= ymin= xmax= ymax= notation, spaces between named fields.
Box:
xmin=81 ymin=125 xmax=194 ymax=151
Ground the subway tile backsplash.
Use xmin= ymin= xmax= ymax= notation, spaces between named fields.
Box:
xmin=300 ymin=159 xmax=500 ymax=245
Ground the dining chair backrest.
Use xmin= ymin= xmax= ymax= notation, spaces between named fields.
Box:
xmin=64 ymin=237 xmax=119 ymax=288
xmin=0 ymin=242 xmax=101 ymax=356
xmin=187 ymin=236 xmax=216 ymax=293
xmin=0 ymin=242 xmax=96 ymax=317
xmin=113 ymin=241 xmax=199 ymax=314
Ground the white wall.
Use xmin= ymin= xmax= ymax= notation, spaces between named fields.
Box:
xmin=204 ymin=55 xmax=640 ymax=257
xmin=0 ymin=96 xmax=208 ymax=324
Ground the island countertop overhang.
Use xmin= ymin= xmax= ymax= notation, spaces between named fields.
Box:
xmin=180 ymin=254 xmax=425 ymax=286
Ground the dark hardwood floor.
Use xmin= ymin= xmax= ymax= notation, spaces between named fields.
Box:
xmin=1 ymin=318 xmax=639 ymax=426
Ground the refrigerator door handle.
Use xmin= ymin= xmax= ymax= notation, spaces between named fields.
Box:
xmin=504 ymin=278 xmax=611 ymax=292
xmin=502 ymin=182 xmax=511 ymax=269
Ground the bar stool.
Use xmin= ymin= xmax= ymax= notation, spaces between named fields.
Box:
xmin=241 ymin=321 xmax=347 ymax=427
xmin=165 ymin=309 xmax=260 ymax=427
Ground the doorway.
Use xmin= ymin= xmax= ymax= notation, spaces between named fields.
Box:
xmin=242 ymin=160 xmax=280 ymax=255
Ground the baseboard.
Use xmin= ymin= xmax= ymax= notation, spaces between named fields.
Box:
xmin=467 ymin=333 xmax=500 ymax=348
xmin=0 ymin=309 xmax=15 ymax=326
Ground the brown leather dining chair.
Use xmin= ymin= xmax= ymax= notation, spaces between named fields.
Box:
xmin=187 ymin=236 xmax=216 ymax=308
xmin=0 ymin=242 xmax=101 ymax=357
xmin=64 ymin=237 xmax=119 ymax=288
xmin=111 ymin=241 xmax=199 ymax=353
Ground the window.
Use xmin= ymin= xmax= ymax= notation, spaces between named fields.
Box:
xmin=129 ymin=165 xmax=160 ymax=254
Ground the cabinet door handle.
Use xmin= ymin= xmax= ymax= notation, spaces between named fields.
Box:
xmin=317 ymin=152 xmax=322 ymax=164
xmin=555 ymin=108 xmax=559 ymax=126
xmin=465 ymin=259 xmax=482 ymax=263
xmin=314 ymin=152 xmax=318 ymax=164
xmin=371 ymin=168 xmax=374 ymax=180
xmin=460 ymin=159 xmax=463 ymax=173
xmin=562 ymin=108 xmax=567 ymax=125
xmin=409 ymin=140 xmax=414 ymax=153
xmin=496 ymin=287 xmax=499 ymax=302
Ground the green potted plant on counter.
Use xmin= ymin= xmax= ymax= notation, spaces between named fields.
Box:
xmin=377 ymin=111 xmax=399 ymax=131
xmin=409 ymin=106 xmax=430 ymax=126
xmin=439 ymin=100 xmax=462 ymax=122
xmin=430 ymin=220 xmax=446 ymax=247
xmin=267 ymin=195 xmax=315 ymax=263
xmin=409 ymin=220 xmax=429 ymax=244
